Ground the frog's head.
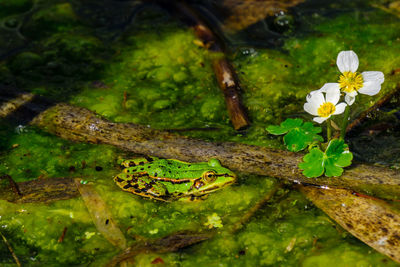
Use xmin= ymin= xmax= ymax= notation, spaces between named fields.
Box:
xmin=190 ymin=159 xmax=236 ymax=195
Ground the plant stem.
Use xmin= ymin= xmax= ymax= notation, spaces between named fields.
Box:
xmin=327 ymin=118 xmax=332 ymax=141
xmin=340 ymin=106 xmax=351 ymax=139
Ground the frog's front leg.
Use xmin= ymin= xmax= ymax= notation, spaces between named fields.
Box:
xmin=114 ymin=173 xmax=169 ymax=199
xmin=137 ymin=177 xmax=169 ymax=199
xmin=120 ymin=157 xmax=158 ymax=168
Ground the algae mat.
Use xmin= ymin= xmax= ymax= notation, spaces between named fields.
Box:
xmin=1 ymin=0 xmax=400 ymax=266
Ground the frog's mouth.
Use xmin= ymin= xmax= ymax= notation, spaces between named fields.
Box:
xmin=198 ymin=178 xmax=235 ymax=194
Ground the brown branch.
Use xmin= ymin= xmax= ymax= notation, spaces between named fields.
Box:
xmin=31 ymin=103 xmax=400 ymax=200
xmin=1 ymin=174 xmax=22 ymax=197
xmin=57 ymin=227 xmax=68 ymax=243
xmin=343 ymin=83 xmax=400 ymax=135
xmin=173 ymin=2 xmax=250 ymax=130
xmin=0 ymin=92 xmax=34 ymax=118
xmin=230 ymin=182 xmax=283 ymax=233
xmin=301 ymin=185 xmax=400 ymax=263
xmin=107 ymin=231 xmax=213 ymax=267
xmin=0 ymin=177 xmax=79 ymax=203
xmin=0 ymin=231 xmax=21 ymax=267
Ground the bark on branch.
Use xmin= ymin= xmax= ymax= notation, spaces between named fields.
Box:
xmin=31 ymin=103 xmax=400 ymax=200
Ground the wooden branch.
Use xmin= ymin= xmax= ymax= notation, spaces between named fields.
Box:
xmin=0 ymin=91 xmax=34 ymax=118
xmin=346 ymin=84 xmax=400 ymax=134
xmin=31 ymin=103 xmax=400 ymax=200
xmin=173 ymin=2 xmax=250 ymax=130
xmin=0 ymin=177 xmax=78 ymax=203
xmin=301 ymin=185 xmax=400 ymax=263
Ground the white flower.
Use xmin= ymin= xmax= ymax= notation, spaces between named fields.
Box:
xmin=304 ymin=83 xmax=347 ymax=123
xmin=336 ymin=50 xmax=384 ymax=105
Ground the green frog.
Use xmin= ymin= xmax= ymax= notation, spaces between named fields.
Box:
xmin=114 ymin=157 xmax=236 ymax=201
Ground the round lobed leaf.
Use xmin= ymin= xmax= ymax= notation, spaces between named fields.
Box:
xmin=266 ymin=118 xmax=323 ymax=152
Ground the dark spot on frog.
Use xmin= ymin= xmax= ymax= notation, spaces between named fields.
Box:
xmin=239 ymin=250 xmax=246 ymax=255
xmin=115 ymin=177 xmax=124 ymax=183
xmin=148 ymin=166 xmax=151 ymax=168
xmin=140 ymin=168 xmax=144 ymax=171
xmin=188 ymin=164 xmax=191 ymax=167
xmin=105 ymin=219 xmax=109 ymax=225
xmin=154 ymin=172 xmax=158 ymax=177
xmin=139 ymin=162 xmax=144 ymax=165
xmin=345 ymin=223 xmax=353 ymax=229
xmin=95 ymin=166 xmax=103 ymax=171
xmin=178 ymin=166 xmax=181 ymax=168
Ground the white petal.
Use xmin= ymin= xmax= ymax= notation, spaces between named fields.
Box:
xmin=304 ymin=103 xmax=318 ymax=116
xmin=313 ymin=117 xmax=328 ymax=124
xmin=308 ymin=89 xmax=322 ymax=96
xmin=337 ymin=50 xmax=359 ymax=73
xmin=319 ymin=83 xmax=340 ymax=94
xmin=345 ymin=94 xmax=355 ymax=105
xmin=333 ymin=102 xmax=347 ymax=115
xmin=307 ymin=91 xmax=325 ymax=108
xmin=324 ymin=84 xmax=341 ymax=105
xmin=358 ymin=81 xmax=381 ymax=96
xmin=347 ymin=91 xmax=358 ymax=97
xmin=362 ymin=71 xmax=384 ymax=84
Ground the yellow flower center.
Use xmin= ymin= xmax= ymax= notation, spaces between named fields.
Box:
xmin=317 ymin=102 xmax=336 ymax=118
xmin=338 ymin=71 xmax=363 ymax=93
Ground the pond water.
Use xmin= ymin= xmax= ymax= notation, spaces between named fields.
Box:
xmin=0 ymin=0 xmax=400 ymax=266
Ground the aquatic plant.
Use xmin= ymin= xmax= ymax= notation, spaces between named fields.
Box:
xmin=267 ymin=50 xmax=384 ymax=178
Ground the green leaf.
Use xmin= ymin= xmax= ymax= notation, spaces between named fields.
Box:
xmin=266 ymin=118 xmax=323 ymax=152
xmin=299 ymin=139 xmax=353 ymax=178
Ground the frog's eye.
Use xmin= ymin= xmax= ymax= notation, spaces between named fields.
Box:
xmin=203 ymin=171 xmax=217 ymax=182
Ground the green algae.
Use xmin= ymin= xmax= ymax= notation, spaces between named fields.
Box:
xmin=1 ymin=1 xmax=400 ymax=266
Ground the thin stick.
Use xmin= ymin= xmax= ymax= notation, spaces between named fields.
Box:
xmin=58 ymin=227 xmax=68 ymax=243
xmin=172 ymin=2 xmax=250 ymax=130
xmin=0 ymin=92 xmax=34 ymax=118
xmin=0 ymin=231 xmax=21 ymax=267
xmin=230 ymin=182 xmax=282 ymax=233
xmin=339 ymin=84 xmax=400 ymax=136
xmin=1 ymin=174 xmax=22 ymax=196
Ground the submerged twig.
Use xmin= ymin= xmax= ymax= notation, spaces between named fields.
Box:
xmin=230 ymin=182 xmax=283 ymax=233
xmin=172 ymin=2 xmax=250 ymax=130
xmin=301 ymin=185 xmax=400 ymax=263
xmin=0 ymin=92 xmax=34 ymax=118
xmin=75 ymin=179 xmax=127 ymax=250
xmin=0 ymin=177 xmax=79 ymax=203
xmin=31 ymin=103 xmax=400 ymax=200
xmin=0 ymin=230 xmax=21 ymax=267
xmin=107 ymin=231 xmax=213 ymax=267
xmin=340 ymin=83 xmax=400 ymax=136
xmin=58 ymin=227 xmax=68 ymax=243
xmin=1 ymin=174 xmax=22 ymax=197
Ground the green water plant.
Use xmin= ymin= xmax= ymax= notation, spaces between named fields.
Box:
xmin=267 ymin=50 xmax=384 ymax=178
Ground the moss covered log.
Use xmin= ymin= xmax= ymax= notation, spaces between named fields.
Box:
xmin=31 ymin=103 xmax=400 ymax=200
